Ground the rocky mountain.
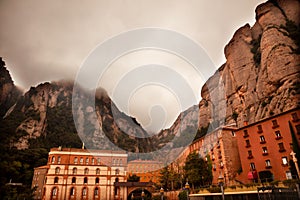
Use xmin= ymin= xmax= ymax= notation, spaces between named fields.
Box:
xmin=0 ymin=58 xmax=22 ymax=118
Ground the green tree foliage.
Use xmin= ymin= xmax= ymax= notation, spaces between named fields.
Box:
xmin=128 ymin=174 xmax=140 ymax=182
xmin=184 ymin=152 xmax=212 ymax=189
xmin=159 ymin=166 xmax=183 ymax=191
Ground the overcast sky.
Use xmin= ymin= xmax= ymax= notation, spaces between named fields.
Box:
xmin=0 ymin=0 xmax=266 ymax=132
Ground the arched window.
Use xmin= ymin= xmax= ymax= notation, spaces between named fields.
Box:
xmin=84 ymin=168 xmax=89 ymax=175
xmin=80 ymin=157 xmax=83 ymax=164
xmin=55 ymin=167 xmax=60 ymax=174
xmin=115 ymin=168 xmax=119 ymax=175
xmin=54 ymin=177 xmax=58 ymax=184
xmin=82 ymin=187 xmax=87 ymax=196
xmin=94 ymin=188 xmax=99 ymax=196
xmin=72 ymin=167 xmax=77 ymax=175
xmin=95 ymin=177 xmax=99 ymax=184
xmin=57 ymin=156 xmax=61 ymax=164
xmin=85 ymin=157 xmax=89 ymax=164
xmin=72 ymin=177 xmax=76 ymax=184
xmin=96 ymin=168 xmax=100 ymax=175
xmin=84 ymin=177 xmax=88 ymax=184
xmin=91 ymin=158 xmax=95 ymax=164
xmin=52 ymin=187 xmax=57 ymax=196
xmin=74 ymin=157 xmax=78 ymax=164
xmin=70 ymin=187 xmax=75 ymax=196
xmin=51 ymin=156 xmax=55 ymax=164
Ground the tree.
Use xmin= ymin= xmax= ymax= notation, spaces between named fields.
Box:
xmin=127 ymin=174 xmax=140 ymax=182
xmin=184 ymin=152 xmax=212 ymax=189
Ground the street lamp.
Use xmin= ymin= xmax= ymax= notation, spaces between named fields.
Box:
xmin=131 ymin=193 xmax=134 ymax=200
xmin=185 ymin=181 xmax=190 ymax=200
xmin=218 ymin=174 xmax=225 ymax=200
xmin=160 ymin=187 xmax=164 ymax=200
xmin=141 ymin=189 xmax=145 ymax=200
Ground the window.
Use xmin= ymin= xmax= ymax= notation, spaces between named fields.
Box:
xmin=245 ymin=139 xmax=251 ymax=147
xmin=82 ymin=187 xmax=87 ymax=196
xmin=54 ymin=177 xmax=58 ymax=184
xmin=211 ymin=154 xmax=215 ymax=160
xmin=115 ymin=168 xmax=120 ymax=175
xmin=84 ymin=168 xmax=89 ymax=175
xmin=51 ymin=156 xmax=55 ymax=164
xmin=292 ymin=113 xmax=299 ymax=122
xmin=80 ymin=157 xmax=83 ymax=164
xmin=260 ymin=136 xmax=266 ymax=144
xmin=52 ymin=187 xmax=57 ymax=196
xmin=72 ymin=177 xmax=76 ymax=184
xmin=94 ymin=188 xmax=99 ymax=196
xmin=57 ymin=156 xmax=61 ymax=164
xmin=96 ymin=168 xmax=100 ymax=175
xmin=232 ymin=131 xmax=236 ymax=137
xmin=92 ymin=158 xmax=95 ymax=164
xmin=213 ymin=164 xmax=216 ymax=170
xmin=95 ymin=177 xmax=99 ymax=184
xmin=84 ymin=177 xmax=88 ymax=184
xmin=70 ymin=187 xmax=75 ymax=196
xmin=265 ymin=160 xmax=271 ymax=168
xmin=272 ymin=120 xmax=279 ymax=128
xmin=220 ymin=161 xmax=224 ymax=168
xmin=248 ymin=150 xmax=253 ymax=158
xmin=250 ymin=162 xmax=256 ymax=170
xmin=85 ymin=157 xmax=89 ymax=164
xmin=119 ymin=159 xmax=123 ymax=166
xmin=55 ymin=167 xmax=60 ymax=174
xmin=97 ymin=158 xmax=101 ymax=164
xmin=286 ymin=171 xmax=292 ymax=179
xmin=243 ymin=130 xmax=249 ymax=138
xmin=278 ymin=142 xmax=286 ymax=152
xmin=74 ymin=157 xmax=78 ymax=164
xmin=257 ymin=125 xmax=263 ymax=133
xmin=262 ymin=147 xmax=268 ymax=155
xmin=275 ymin=131 xmax=282 ymax=139
xmin=72 ymin=168 xmax=77 ymax=175
xmin=282 ymin=157 xmax=288 ymax=165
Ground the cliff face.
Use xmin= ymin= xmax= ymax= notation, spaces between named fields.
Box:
xmin=198 ymin=0 xmax=300 ymax=128
xmin=0 ymin=58 xmax=22 ymax=118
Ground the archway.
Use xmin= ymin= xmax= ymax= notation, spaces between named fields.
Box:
xmin=127 ymin=188 xmax=152 ymax=200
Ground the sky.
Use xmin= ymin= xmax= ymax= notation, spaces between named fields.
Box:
xmin=0 ymin=0 xmax=266 ymax=132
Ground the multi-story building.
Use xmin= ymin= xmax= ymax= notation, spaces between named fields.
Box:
xmin=127 ymin=159 xmax=163 ymax=183
xmin=32 ymin=147 xmax=128 ymax=200
xmin=235 ymin=109 xmax=300 ymax=183
xmin=178 ymin=126 xmax=241 ymax=186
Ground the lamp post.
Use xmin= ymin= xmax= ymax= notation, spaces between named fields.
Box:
xmin=160 ymin=187 xmax=164 ymax=200
xmin=185 ymin=181 xmax=190 ymax=200
xmin=141 ymin=189 xmax=145 ymax=200
xmin=218 ymin=174 xmax=225 ymax=200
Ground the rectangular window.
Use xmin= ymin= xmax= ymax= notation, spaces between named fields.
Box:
xmin=232 ymin=131 xmax=236 ymax=137
xmin=272 ymin=120 xmax=279 ymax=128
xmin=275 ymin=130 xmax=282 ymax=139
xmin=286 ymin=171 xmax=292 ymax=179
xmin=248 ymin=150 xmax=253 ymax=158
xmin=278 ymin=142 xmax=286 ymax=152
xmin=74 ymin=157 xmax=78 ymax=164
xmin=262 ymin=147 xmax=268 ymax=155
xmin=265 ymin=160 xmax=271 ymax=167
xmin=250 ymin=162 xmax=256 ymax=170
xmin=243 ymin=130 xmax=249 ymax=138
xmin=86 ymin=158 xmax=89 ymax=164
xmin=245 ymin=139 xmax=251 ymax=147
xmin=257 ymin=125 xmax=263 ymax=133
xmin=80 ymin=157 xmax=83 ymax=164
xmin=282 ymin=157 xmax=288 ymax=165
xmin=260 ymin=136 xmax=266 ymax=143
xmin=57 ymin=156 xmax=61 ymax=164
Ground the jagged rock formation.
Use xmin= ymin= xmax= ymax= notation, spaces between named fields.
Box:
xmin=0 ymin=58 xmax=22 ymax=118
xmin=198 ymin=0 xmax=300 ymax=128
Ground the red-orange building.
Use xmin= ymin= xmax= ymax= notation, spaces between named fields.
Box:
xmin=235 ymin=109 xmax=300 ymax=183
